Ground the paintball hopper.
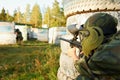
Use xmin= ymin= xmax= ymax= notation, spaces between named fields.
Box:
xmin=67 ymin=24 xmax=84 ymax=35
xmin=67 ymin=24 xmax=90 ymax=38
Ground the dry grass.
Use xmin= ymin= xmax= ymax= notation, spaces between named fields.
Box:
xmin=0 ymin=40 xmax=61 ymax=80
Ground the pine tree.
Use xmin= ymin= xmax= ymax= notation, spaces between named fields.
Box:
xmin=13 ymin=8 xmax=23 ymax=23
xmin=6 ymin=11 xmax=14 ymax=22
xmin=13 ymin=9 xmax=17 ymax=22
xmin=31 ymin=3 xmax=42 ymax=27
xmin=50 ymin=0 xmax=61 ymax=27
xmin=23 ymin=4 xmax=31 ymax=24
xmin=0 ymin=8 xmax=6 ymax=21
xmin=50 ymin=0 xmax=66 ymax=27
xmin=43 ymin=7 xmax=51 ymax=27
xmin=59 ymin=8 xmax=66 ymax=27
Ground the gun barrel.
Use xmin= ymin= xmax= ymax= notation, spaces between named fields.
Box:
xmin=59 ymin=38 xmax=72 ymax=43
xmin=59 ymin=38 xmax=81 ymax=48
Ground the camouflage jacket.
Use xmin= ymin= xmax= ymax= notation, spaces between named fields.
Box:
xmin=75 ymin=31 xmax=120 ymax=80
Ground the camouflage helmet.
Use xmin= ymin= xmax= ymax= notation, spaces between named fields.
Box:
xmin=84 ymin=13 xmax=118 ymax=36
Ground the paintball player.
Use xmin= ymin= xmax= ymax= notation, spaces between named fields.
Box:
xmin=67 ymin=13 xmax=120 ymax=80
xmin=15 ymin=29 xmax=23 ymax=45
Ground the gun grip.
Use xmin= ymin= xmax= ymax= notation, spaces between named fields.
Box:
xmin=70 ymin=44 xmax=74 ymax=48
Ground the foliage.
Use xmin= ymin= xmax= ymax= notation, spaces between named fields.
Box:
xmin=0 ymin=8 xmax=14 ymax=22
xmin=50 ymin=0 xmax=61 ymax=27
xmin=43 ymin=0 xmax=66 ymax=27
xmin=31 ymin=3 xmax=42 ymax=27
xmin=14 ymin=8 xmax=23 ymax=23
xmin=0 ymin=8 xmax=6 ymax=21
xmin=6 ymin=12 xmax=14 ymax=22
xmin=43 ymin=7 xmax=51 ymax=27
xmin=0 ymin=41 xmax=61 ymax=80
xmin=13 ymin=9 xmax=18 ymax=22
xmin=23 ymin=4 xmax=31 ymax=24
xmin=0 ymin=1 xmax=66 ymax=27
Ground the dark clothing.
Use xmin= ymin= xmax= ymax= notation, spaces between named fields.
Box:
xmin=15 ymin=29 xmax=23 ymax=45
xmin=16 ymin=31 xmax=23 ymax=41
xmin=75 ymin=31 xmax=120 ymax=80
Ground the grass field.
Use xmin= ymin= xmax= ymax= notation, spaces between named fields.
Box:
xmin=0 ymin=40 xmax=61 ymax=80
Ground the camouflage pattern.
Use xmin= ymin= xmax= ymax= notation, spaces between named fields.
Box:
xmin=84 ymin=13 xmax=118 ymax=36
xmin=75 ymin=31 xmax=120 ymax=80
xmin=58 ymin=11 xmax=120 ymax=80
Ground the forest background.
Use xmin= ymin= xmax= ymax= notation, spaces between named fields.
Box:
xmin=0 ymin=0 xmax=66 ymax=28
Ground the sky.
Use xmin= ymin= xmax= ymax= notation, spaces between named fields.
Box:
xmin=0 ymin=0 xmax=62 ymax=16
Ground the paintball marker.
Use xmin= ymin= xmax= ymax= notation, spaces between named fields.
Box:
xmin=59 ymin=24 xmax=84 ymax=51
xmin=59 ymin=37 xmax=81 ymax=49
